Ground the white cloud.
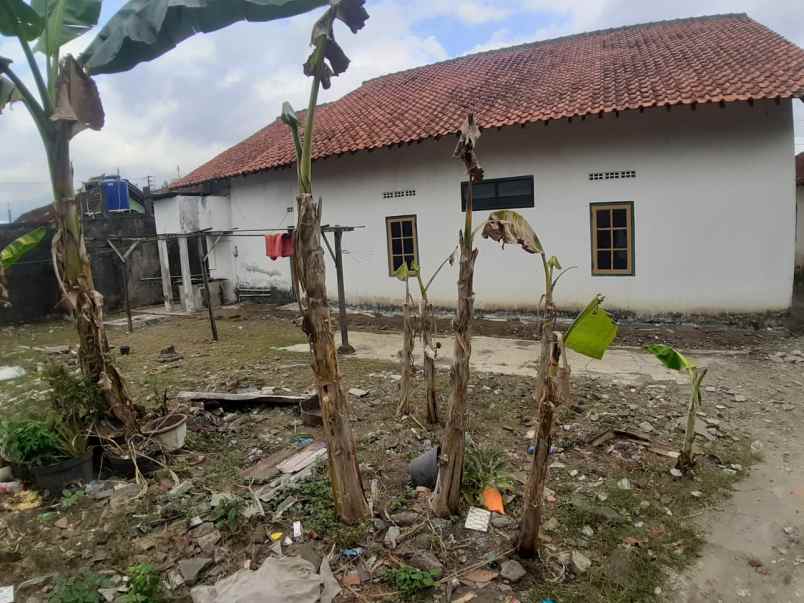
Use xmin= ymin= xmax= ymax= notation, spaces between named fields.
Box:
xmin=456 ymin=2 xmax=512 ymax=25
xmin=1 ymin=0 xmax=802 ymax=218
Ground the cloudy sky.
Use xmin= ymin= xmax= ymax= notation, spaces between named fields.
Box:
xmin=1 ymin=0 xmax=802 ymax=220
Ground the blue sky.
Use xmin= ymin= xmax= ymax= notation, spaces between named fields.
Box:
xmin=1 ymin=0 xmax=802 ymax=219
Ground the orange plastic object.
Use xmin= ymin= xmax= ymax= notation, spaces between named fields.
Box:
xmin=482 ymin=486 xmax=504 ymax=514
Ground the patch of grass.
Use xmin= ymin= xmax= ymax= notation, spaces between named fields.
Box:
xmin=383 ymin=565 xmax=440 ymax=601
xmin=288 ymin=475 xmax=339 ymax=536
xmin=49 ymin=571 xmax=110 ymax=603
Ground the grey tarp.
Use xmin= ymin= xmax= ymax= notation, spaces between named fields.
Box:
xmin=191 ymin=555 xmax=340 ymax=603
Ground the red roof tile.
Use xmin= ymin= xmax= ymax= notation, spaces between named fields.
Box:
xmin=174 ymin=14 xmax=804 ymax=188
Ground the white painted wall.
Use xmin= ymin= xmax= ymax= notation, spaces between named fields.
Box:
xmin=797 ymin=184 xmax=804 ymax=271
xmin=153 ymin=194 xmax=236 ymax=297
xmin=206 ymin=99 xmax=795 ymax=314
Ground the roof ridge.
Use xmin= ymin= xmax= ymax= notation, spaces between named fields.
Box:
xmin=361 ymin=13 xmax=750 ymax=86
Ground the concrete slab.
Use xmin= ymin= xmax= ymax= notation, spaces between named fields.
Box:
xmin=278 ymin=331 xmax=689 ymax=384
xmin=104 ymin=314 xmax=163 ymax=330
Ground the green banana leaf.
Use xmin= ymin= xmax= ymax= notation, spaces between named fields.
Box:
xmin=0 ymin=226 xmax=48 ymax=269
xmin=392 ymin=261 xmax=412 ymax=282
xmin=0 ymin=0 xmax=45 ymax=41
xmin=646 ymin=344 xmax=695 ymax=371
xmin=565 ymin=294 xmax=618 ymax=360
xmin=79 ymin=0 xmax=330 ymax=75
xmin=31 ymin=0 xmax=102 ymax=56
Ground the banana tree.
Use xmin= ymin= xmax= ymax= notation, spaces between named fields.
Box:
xmin=0 ymin=225 xmax=47 ymax=306
xmin=431 ymin=114 xmax=483 ymax=517
xmin=412 ymin=254 xmax=455 ymax=425
xmin=646 ymin=344 xmax=707 ymax=473
xmin=0 ymin=0 xmax=343 ymax=431
xmin=279 ymin=0 xmax=370 ymax=524
xmin=392 ymin=261 xmax=417 ymax=418
xmin=482 ymin=210 xmax=618 ymax=558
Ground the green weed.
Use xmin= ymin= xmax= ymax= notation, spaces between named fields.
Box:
xmin=49 ymin=572 xmax=109 ymax=603
xmin=122 ymin=563 xmax=163 ymax=603
xmin=383 ymin=565 xmax=440 ymax=600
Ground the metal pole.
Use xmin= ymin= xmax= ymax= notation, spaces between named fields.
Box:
xmin=197 ymin=234 xmax=219 ymax=342
xmin=334 ymin=230 xmax=354 ymax=354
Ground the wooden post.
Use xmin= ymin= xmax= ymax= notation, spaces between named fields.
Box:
xmin=157 ymin=238 xmax=173 ymax=311
xmin=178 ymin=236 xmax=195 ymax=313
xmin=197 ymin=234 xmax=219 ymax=342
xmin=108 ymin=239 xmax=139 ymax=334
xmin=333 ymin=229 xmax=354 ymax=354
xmin=121 ymin=260 xmax=132 ymax=333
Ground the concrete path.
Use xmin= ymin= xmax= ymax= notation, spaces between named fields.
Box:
xmin=280 ymin=330 xmax=691 ymax=384
xmin=669 ymin=404 xmax=804 ymax=602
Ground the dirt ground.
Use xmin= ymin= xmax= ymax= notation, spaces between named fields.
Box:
xmin=0 ymin=305 xmax=802 ymax=602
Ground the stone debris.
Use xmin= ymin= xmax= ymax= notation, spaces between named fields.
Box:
xmin=178 ymin=557 xmax=212 ymax=585
xmin=572 ymin=550 xmax=592 ymax=574
xmin=384 ymin=526 xmax=401 ymax=549
xmin=500 ymin=560 xmax=527 ymax=582
xmin=408 ymin=550 xmax=444 ymax=574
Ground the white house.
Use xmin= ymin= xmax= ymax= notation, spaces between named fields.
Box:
xmin=797 ymin=153 xmax=804 ymax=273
xmin=156 ymin=14 xmax=804 ymax=316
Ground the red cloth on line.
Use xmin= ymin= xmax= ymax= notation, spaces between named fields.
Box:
xmin=265 ymin=232 xmax=295 ymax=260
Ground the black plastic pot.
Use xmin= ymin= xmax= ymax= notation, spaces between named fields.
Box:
xmin=31 ymin=449 xmax=94 ymax=494
xmin=300 ymin=395 xmax=323 ymax=427
xmin=100 ymin=448 xmax=161 ymax=479
xmin=409 ymin=447 xmax=439 ymax=489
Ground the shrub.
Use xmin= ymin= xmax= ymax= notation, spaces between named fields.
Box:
xmin=123 ymin=564 xmax=163 ymax=603
xmin=0 ymin=419 xmax=64 ymax=466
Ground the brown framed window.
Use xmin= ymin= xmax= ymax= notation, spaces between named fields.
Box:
xmin=590 ymin=202 xmax=634 ymax=275
xmin=385 ymin=215 xmax=419 ymax=275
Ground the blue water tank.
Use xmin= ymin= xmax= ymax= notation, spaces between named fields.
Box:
xmin=102 ymin=180 xmax=129 ymax=211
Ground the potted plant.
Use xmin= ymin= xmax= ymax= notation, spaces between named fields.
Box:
xmin=0 ymin=418 xmax=93 ymax=492
xmin=141 ymin=389 xmax=188 ymax=453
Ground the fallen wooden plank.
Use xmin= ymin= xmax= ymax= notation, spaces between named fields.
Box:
xmin=176 ymin=390 xmax=316 ymax=409
xmin=587 ymin=429 xmax=652 ymax=448
xmin=240 ymin=447 xmax=297 ymax=483
xmin=276 ymin=441 xmax=327 ymax=474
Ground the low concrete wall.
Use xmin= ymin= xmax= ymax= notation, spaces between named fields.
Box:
xmin=0 ymin=224 xmax=61 ymax=323
xmin=0 ymin=214 xmax=163 ymax=325
xmin=84 ymin=214 xmax=162 ymax=310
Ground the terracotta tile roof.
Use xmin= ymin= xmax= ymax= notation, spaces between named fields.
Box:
xmin=797 ymin=152 xmax=804 ymax=186
xmin=174 ymin=13 xmax=804 ymax=188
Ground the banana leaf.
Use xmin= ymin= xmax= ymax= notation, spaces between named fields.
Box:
xmin=0 ymin=226 xmax=48 ymax=268
xmin=31 ymin=0 xmax=102 ymax=56
xmin=79 ymin=0 xmax=330 ymax=75
xmin=646 ymin=344 xmax=695 ymax=371
xmin=0 ymin=0 xmax=45 ymax=41
xmin=481 ymin=210 xmax=543 ymax=254
xmin=565 ymin=294 xmax=618 ymax=360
